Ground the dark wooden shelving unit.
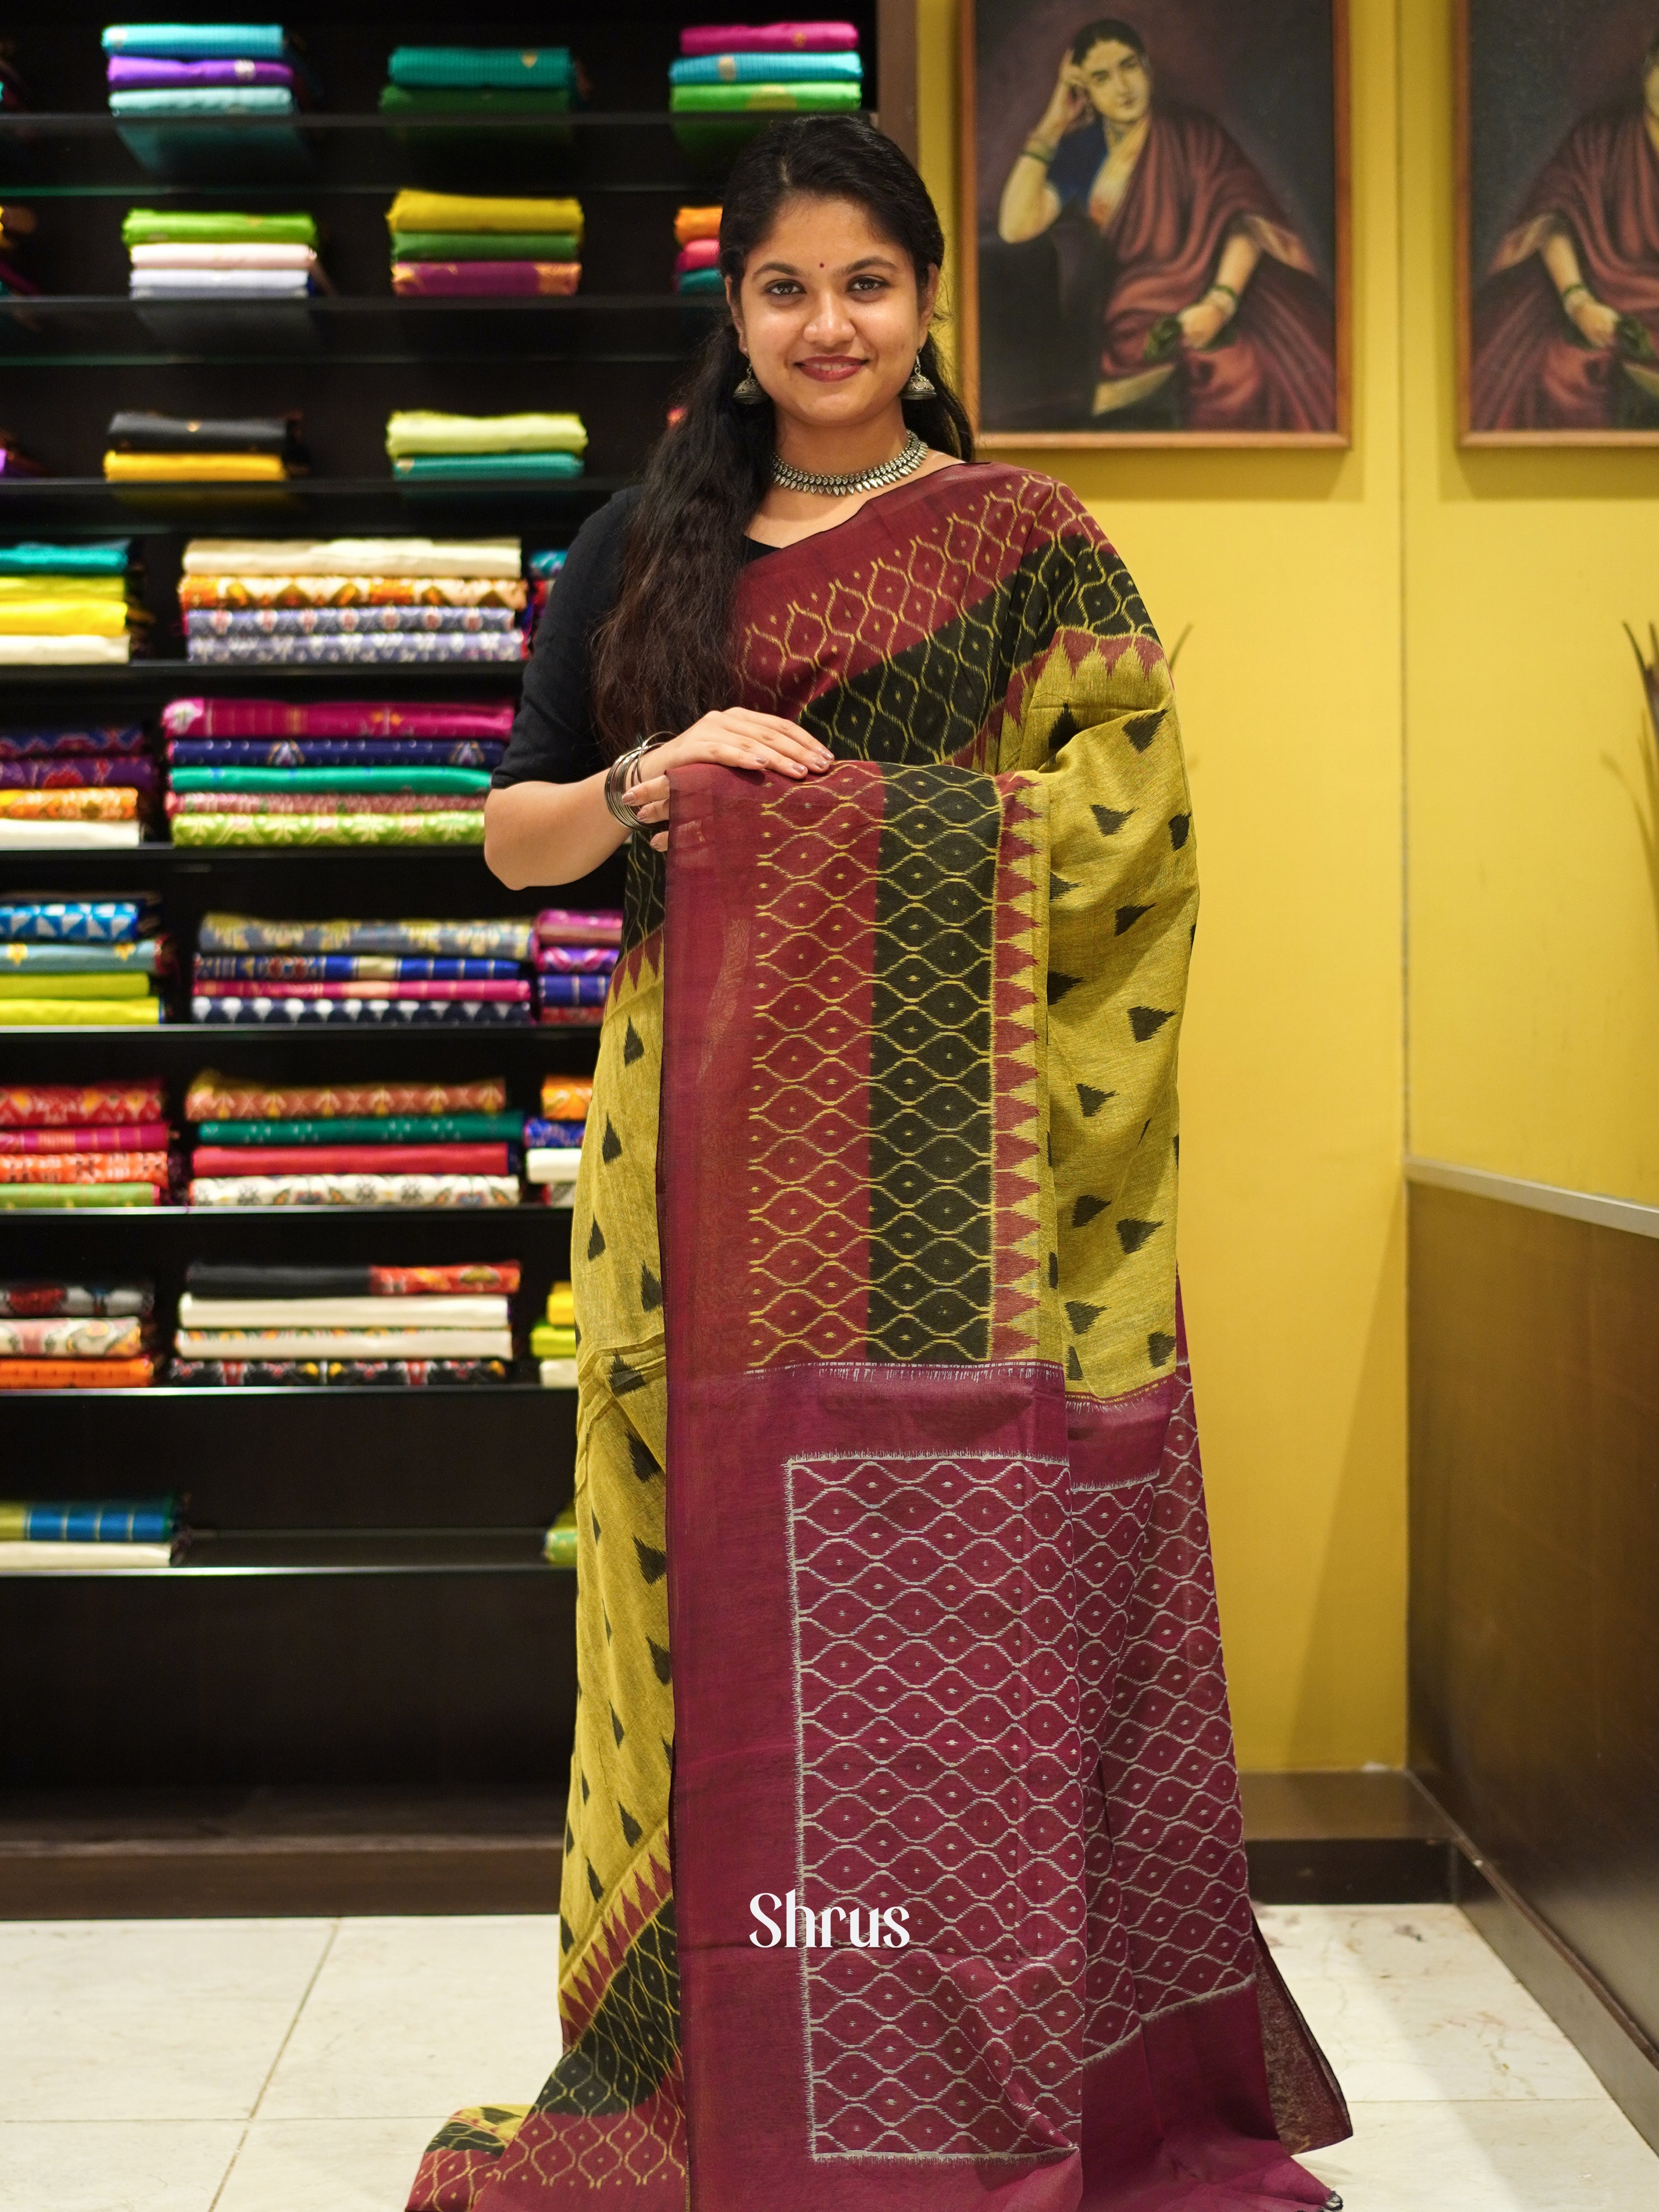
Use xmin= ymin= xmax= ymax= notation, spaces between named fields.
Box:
xmin=0 ymin=0 xmax=889 ymax=1909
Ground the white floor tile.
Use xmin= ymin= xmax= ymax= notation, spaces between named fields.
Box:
xmin=1261 ymin=1903 xmax=1513 ymax=1983
xmin=212 ymin=2116 xmax=445 ymax=2212
xmin=0 ymin=1920 xmax=335 ymax=2123
xmin=0 ymin=2119 xmax=242 ymax=2212
xmin=1260 ymin=1905 xmax=1607 ymax=2102
xmin=257 ymin=1915 xmax=562 ymax=2121
xmin=1313 ymin=2098 xmax=1659 ymax=2210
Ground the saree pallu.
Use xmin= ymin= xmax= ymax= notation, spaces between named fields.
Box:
xmin=408 ymin=463 xmax=1346 ymax=2210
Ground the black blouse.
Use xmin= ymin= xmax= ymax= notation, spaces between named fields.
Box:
xmin=492 ymin=486 xmax=776 ymax=791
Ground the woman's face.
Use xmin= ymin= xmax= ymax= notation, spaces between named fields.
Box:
xmin=729 ymin=193 xmax=936 ymax=430
xmin=1076 ymin=38 xmax=1153 ymax=126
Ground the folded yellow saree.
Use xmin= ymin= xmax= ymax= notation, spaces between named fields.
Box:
xmin=384 ymin=411 xmax=588 ymax=457
xmin=386 ymin=190 xmax=584 ymax=236
xmin=0 ymin=598 xmax=132 ymax=636
xmin=104 ymin=452 xmax=289 ymax=482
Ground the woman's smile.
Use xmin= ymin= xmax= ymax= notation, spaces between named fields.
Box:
xmin=795 ymin=355 xmax=866 ymax=381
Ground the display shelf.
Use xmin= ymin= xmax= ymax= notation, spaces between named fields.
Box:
xmin=0 ymin=475 xmax=628 ymax=529
xmin=0 ymin=0 xmax=877 ymax=1807
xmin=0 ymin=295 xmax=724 ymax=369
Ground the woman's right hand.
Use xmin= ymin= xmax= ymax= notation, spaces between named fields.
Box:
xmin=627 ymin=707 xmax=833 ymax=850
xmin=1566 ymin=291 xmax=1620 ymax=349
xmin=1034 ymin=55 xmax=1086 ymax=146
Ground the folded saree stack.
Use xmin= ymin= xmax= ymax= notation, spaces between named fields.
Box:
xmin=0 ymin=1493 xmax=176 ymax=1570
xmin=379 ymin=45 xmax=583 ymax=116
xmin=0 ymin=199 xmax=39 ymax=307
xmin=103 ymin=22 xmax=306 ymax=117
xmin=386 ymin=190 xmax=583 ymax=297
xmin=673 ymin=202 xmax=723 ymax=293
xmin=105 ymin=410 xmax=307 ymax=485
xmin=533 ymin=906 xmax=618 ymax=1029
xmin=524 ymin=547 xmax=563 ymax=634
xmin=0 ymin=897 xmax=171 ymax=1023
xmin=189 ymin=910 xmax=535 ymax=1030
xmin=0 ymin=1276 xmax=157 ymax=1388
xmin=179 ymin=535 xmax=526 ymax=665
xmin=185 ymin=1064 xmax=523 ymax=1207
xmin=0 ymin=722 xmax=161 ymax=849
xmin=171 ymin=1256 xmax=520 ymax=1383
xmin=0 ymin=540 xmax=143 ymax=666
xmin=122 ymin=207 xmax=325 ymax=297
xmin=532 ymin=1274 xmax=576 ymax=1386
xmin=526 ymin=1071 xmax=591 ymax=1210
xmin=163 ymin=694 xmax=511 ymax=843
xmin=385 ymin=411 xmax=586 ymax=485
xmin=669 ymin=21 xmax=861 ymax=157
xmin=0 ymin=1077 xmax=174 ymax=1209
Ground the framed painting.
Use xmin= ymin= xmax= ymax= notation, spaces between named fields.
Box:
xmin=1459 ymin=0 xmax=1659 ymax=444
xmin=958 ymin=0 xmax=1350 ymax=447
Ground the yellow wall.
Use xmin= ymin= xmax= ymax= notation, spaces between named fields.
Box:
xmin=917 ymin=0 xmax=1409 ymax=1768
xmin=1402 ymin=0 xmax=1659 ymax=1205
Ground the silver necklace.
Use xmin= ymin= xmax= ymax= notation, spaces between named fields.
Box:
xmin=770 ymin=428 xmax=927 ymax=498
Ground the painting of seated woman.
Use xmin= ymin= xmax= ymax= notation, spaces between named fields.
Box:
xmin=1463 ymin=0 xmax=1659 ymax=440
xmin=962 ymin=1 xmax=1348 ymax=444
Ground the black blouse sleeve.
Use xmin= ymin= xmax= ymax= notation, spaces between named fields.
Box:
xmin=492 ymin=484 xmax=644 ymax=789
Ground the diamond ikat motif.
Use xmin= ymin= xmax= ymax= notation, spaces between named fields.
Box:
xmin=787 ymin=1449 xmax=1084 ymax=2159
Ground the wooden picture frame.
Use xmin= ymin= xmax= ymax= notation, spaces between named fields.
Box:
xmin=1457 ymin=0 xmax=1659 ymax=447
xmin=958 ymin=0 xmax=1351 ymax=449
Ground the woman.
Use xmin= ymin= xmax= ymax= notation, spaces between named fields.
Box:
xmin=1469 ymin=29 xmax=1659 ymax=432
xmin=408 ymin=115 xmax=1347 ymax=2212
xmin=997 ymin=17 xmax=1335 ymax=430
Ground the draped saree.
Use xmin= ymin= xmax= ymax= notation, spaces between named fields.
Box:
xmin=408 ymin=462 xmax=1348 ymax=2211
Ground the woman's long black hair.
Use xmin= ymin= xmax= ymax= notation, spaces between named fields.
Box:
xmin=590 ymin=115 xmax=975 ymax=757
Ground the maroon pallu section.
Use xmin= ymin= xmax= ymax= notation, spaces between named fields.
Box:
xmin=661 ymin=764 xmax=1345 ymax=2210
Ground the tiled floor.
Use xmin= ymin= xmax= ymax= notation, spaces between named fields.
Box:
xmin=2 ymin=1905 xmax=1656 ymax=2209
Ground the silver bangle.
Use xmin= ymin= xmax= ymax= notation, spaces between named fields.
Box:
xmin=602 ymin=732 xmax=671 ymax=833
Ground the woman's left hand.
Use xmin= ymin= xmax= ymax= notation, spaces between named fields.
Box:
xmin=1176 ymin=296 xmax=1232 ymax=350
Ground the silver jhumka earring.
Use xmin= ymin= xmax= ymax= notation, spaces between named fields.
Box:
xmin=903 ymin=352 xmax=937 ymax=398
xmin=733 ymin=360 xmax=766 ymax=404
